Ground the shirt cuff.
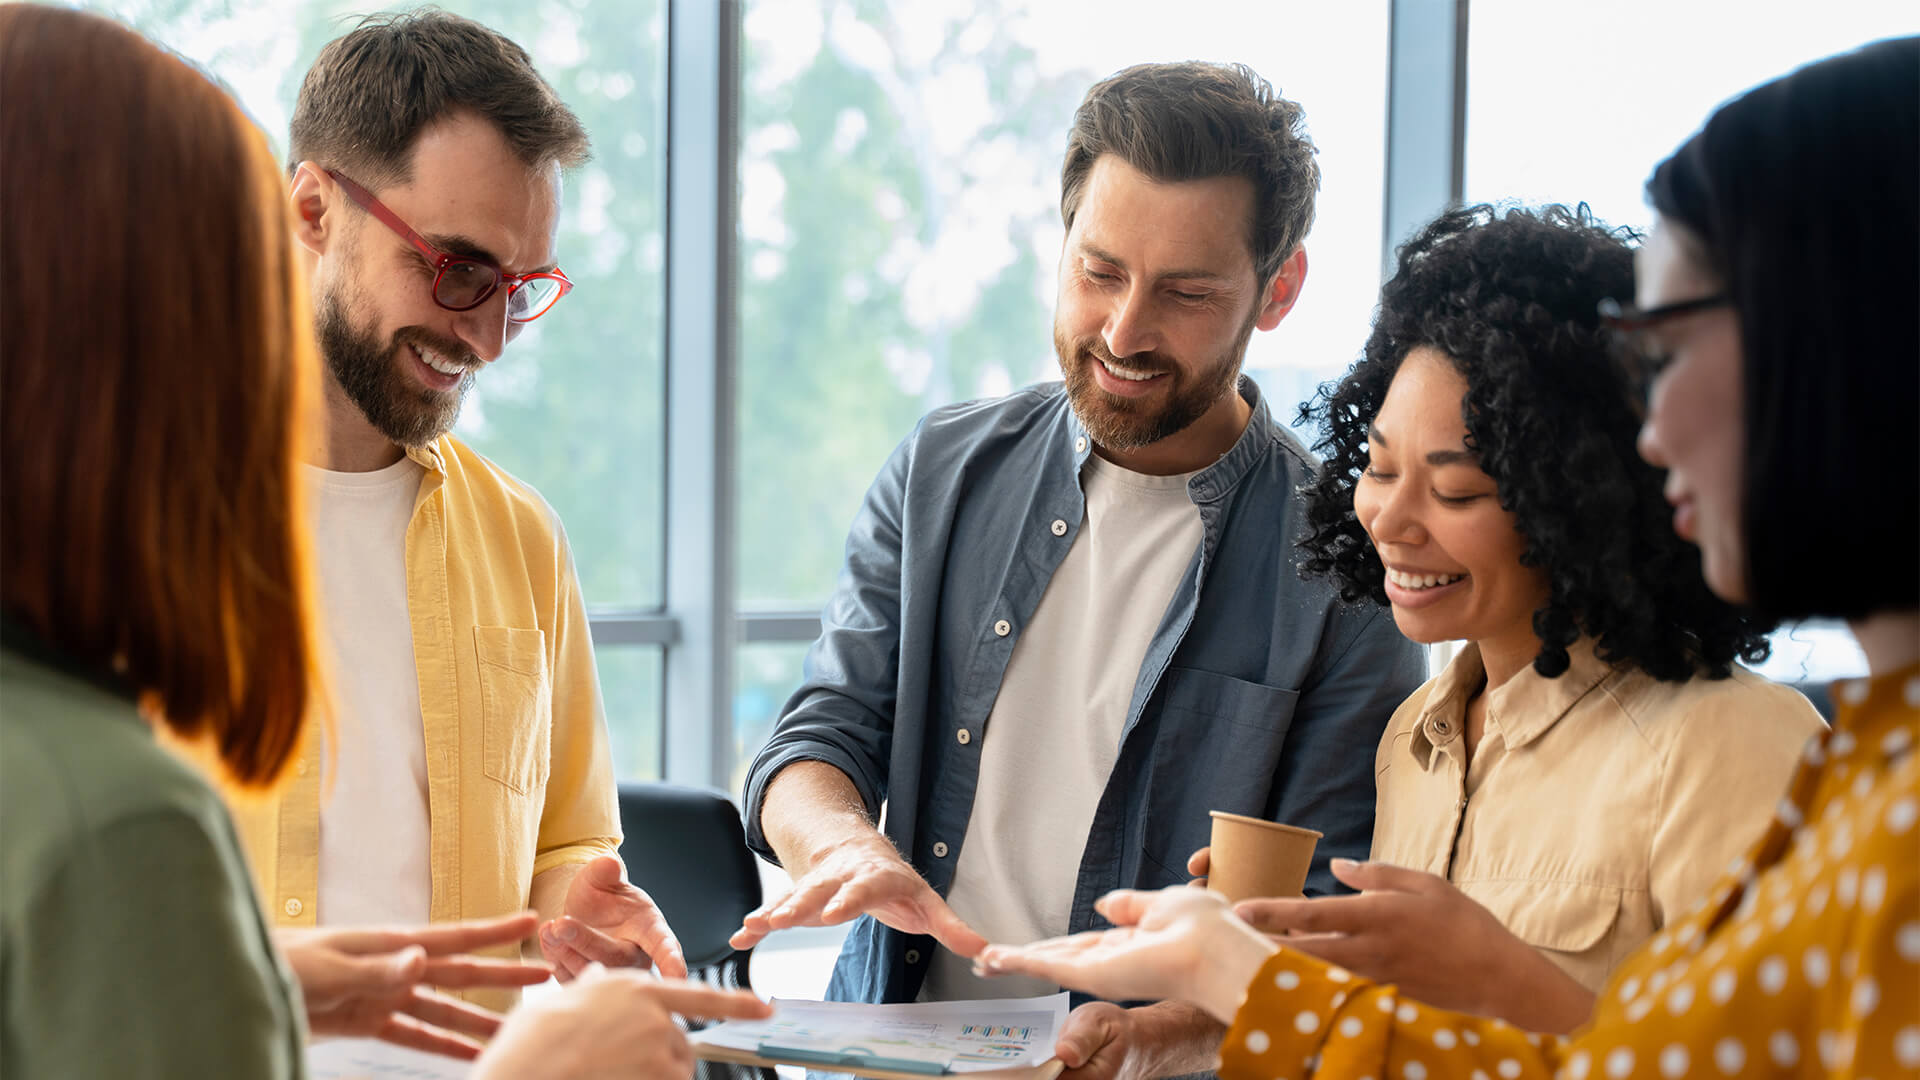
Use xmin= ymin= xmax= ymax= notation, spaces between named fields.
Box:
xmin=532 ymin=838 xmax=619 ymax=879
xmin=1219 ymin=949 xmax=1367 ymax=1080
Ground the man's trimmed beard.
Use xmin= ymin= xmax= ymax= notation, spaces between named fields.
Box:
xmin=315 ymin=284 xmax=475 ymax=449
xmin=1054 ymin=310 xmax=1257 ymax=453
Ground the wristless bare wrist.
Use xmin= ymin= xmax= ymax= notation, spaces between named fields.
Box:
xmin=1191 ymin=920 xmax=1280 ymax=1025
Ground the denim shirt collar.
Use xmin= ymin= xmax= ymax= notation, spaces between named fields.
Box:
xmin=1063 ymin=375 xmax=1278 ymax=505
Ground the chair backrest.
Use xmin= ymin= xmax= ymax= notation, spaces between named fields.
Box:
xmin=616 ymin=781 xmax=764 ymax=975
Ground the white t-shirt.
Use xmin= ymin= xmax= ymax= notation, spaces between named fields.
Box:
xmin=307 ymin=456 xmax=434 ymax=927
xmin=921 ymin=452 xmax=1204 ymax=1000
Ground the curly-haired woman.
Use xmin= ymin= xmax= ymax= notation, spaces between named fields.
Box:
xmin=1190 ymin=203 xmax=1823 ymax=1034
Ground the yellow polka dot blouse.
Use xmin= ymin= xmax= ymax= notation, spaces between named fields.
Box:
xmin=1222 ymin=663 xmax=1919 ymax=1080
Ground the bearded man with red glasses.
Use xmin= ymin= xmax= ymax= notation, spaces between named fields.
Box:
xmin=175 ymin=9 xmax=682 ymax=1012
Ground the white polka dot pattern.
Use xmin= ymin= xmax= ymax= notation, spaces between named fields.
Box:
xmin=1213 ymin=667 xmax=1917 ymax=1080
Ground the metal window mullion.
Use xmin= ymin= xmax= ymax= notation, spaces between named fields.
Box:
xmin=587 ymin=613 xmax=683 ymax=647
xmin=662 ymin=0 xmax=740 ymax=789
xmin=738 ymin=612 xmax=823 ymax=644
xmin=1383 ymin=0 xmax=1469 ymax=674
xmin=1382 ymin=0 xmax=1469 ymax=281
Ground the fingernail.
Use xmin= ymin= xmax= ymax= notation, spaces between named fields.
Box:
xmin=1331 ymin=858 xmax=1361 ymax=871
xmin=559 ymin=922 xmax=579 ymax=942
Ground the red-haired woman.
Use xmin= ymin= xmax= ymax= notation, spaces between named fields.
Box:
xmin=0 ymin=7 xmax=767 ymax=1076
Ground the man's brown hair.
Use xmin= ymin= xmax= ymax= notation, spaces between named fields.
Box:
xmin=0 ymin=5 xmax=327 ymax=787
xmin=289 ymin=8 xmax=590 ymax=185
xmin=1060 ymin=61 xmax=1321 ymax=284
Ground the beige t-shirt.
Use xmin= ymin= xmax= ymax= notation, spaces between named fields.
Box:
xmin=1370 ymin=639 xmax=1824 ymax=991
xmin=307 ymin=457 xmax=434 ymax=928
xmin=920 ymin=453 xmax=1204 ymax=1001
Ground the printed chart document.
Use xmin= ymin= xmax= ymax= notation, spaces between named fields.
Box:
xmin=692 ymin=993 xmax=1069 ymax=1079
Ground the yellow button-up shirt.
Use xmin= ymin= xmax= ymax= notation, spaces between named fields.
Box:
xmin=183 ymin=436 xmax=619 ymax=964
xmin=1370 ymin=639 xmax=1822 ymax=991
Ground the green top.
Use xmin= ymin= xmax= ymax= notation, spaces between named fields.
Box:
xmin=0 ymin=641 xmax=307 ymax=1078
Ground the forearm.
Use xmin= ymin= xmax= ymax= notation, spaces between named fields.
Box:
xmin=1124 ymin=1001 xmax=1232 ymax=1078
xmin=527 ymin=864 xmax=583 ymax=958
xmin=1483 ymin=946 xmax=1596 ymax=1035
xmin=1187 ymin=919 xmax=1283 ymax=1026
xmin=530 ymin=863 xmax=583 ymax=923
xmin=759 ymin=760 xmax=885 ymax=874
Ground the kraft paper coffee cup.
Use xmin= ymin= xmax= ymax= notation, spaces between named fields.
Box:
xmin=1206 ymin=811 xmax=1323 ymax=903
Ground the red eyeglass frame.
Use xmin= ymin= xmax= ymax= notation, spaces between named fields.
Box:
xmin=324 ymin=167 xmax=573 ymax=323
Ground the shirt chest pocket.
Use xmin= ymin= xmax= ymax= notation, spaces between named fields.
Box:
xmin=1140 ymin=668 xmax=1302 ymax=876
xmin=474 ymin=626 xmax=552 ymax=796
xmin=1464 ymin=878 xmax=1626 ymax=992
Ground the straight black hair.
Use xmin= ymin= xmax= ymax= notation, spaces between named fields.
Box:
xmin=1647 ymin=36 xmax=1920 ymax=621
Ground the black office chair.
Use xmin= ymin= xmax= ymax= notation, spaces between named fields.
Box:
xmin=616 ymin=782 xmax=775 ymax=1080
xmin=616 ymin=780 xmax=764 ymax=987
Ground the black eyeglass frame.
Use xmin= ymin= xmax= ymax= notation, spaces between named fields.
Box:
xmin=1597 ymin=294 xmax=1731 ymax=332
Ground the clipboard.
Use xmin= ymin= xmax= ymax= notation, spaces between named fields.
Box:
xmin=692 ymin=1040 xmax=1066 ymax=1080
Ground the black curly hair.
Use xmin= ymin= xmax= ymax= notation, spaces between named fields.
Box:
xmin=1297 ymin=204 xmax=1772 ymax=681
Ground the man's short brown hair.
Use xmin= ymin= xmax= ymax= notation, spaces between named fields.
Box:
xmin=1060 ymin=61 xmax=1320 ymax=284
xmin=289 ymin=8 xmax=589 ymax=185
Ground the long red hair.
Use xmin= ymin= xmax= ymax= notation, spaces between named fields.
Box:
xmin=1 ymin=6 xmax=325 ymax=787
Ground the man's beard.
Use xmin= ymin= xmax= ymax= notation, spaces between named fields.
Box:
xmin=316 ymin=287 xmax=476 ymax=449
xmin=1054 ymin=315 xmax=1254 ymax=453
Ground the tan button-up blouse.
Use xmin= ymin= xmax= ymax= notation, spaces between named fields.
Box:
xmin=1370 ymin=639 xmax=1823 ymax=991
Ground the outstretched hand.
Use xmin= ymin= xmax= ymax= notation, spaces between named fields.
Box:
xmin=1232 ymin=858 xmax=1594 ymax=1031
xmin=974 ymin=886 xmax=1277 ymax=1024
xmin=476 ymin=964 xmax=774 ymax=1080
xmin=540 ymin=855 xmax=689 ymax=980
xmin=730 ymin=832 xmax=985 ymax=958
xmin=276 ymin=912 xmax=552 ymax=1059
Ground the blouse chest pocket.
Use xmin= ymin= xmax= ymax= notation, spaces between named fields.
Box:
xmin=1464 ymin=877 xmax=1626 ymax=992
xmin=474 ymin=626 xmax=552 ymax=796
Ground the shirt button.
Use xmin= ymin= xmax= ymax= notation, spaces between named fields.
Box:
xmin=933 ymin=841 xmax=949 ymax=857
xmin=905 ymin=949 xmax=922 ymax=964
xmin=1050 ymin=519 xmax=1068 ymax=536
xmin=956 ymin=728 xmax=972 ymax=746
xmin=1074 ymin=436 xmax=1088 ymax=453
xmin=283 ymin=897 xmax=304 ymax=918
xmin=993 ymin=619 xmax=1011 ymax=637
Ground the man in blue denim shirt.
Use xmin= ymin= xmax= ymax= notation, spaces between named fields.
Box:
xmin=732 ymin=62 xmax=1425 ymax=1080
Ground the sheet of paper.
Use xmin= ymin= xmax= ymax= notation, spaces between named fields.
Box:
xmin=692 ymin=993 xmax=1069 ymax=1074
xmin=307 ymin=1038 xmax=473 ymax=1079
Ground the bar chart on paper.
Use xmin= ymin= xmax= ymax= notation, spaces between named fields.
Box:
xmin=692 ymin=992 xmax=1069 ymax=1078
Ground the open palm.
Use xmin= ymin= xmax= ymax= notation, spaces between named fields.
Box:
xmin=976 ymin=887 xmax=1234 ymax=1004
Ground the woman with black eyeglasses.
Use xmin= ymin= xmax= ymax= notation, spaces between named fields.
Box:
xmin=972 ymin=36 xmax=1918 ymax=1079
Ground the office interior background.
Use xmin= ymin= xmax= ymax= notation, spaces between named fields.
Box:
xmin=86 ymin=0 xmax=1912 ymax=800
